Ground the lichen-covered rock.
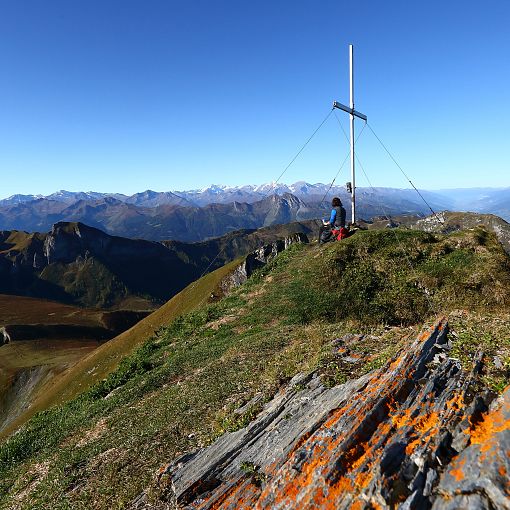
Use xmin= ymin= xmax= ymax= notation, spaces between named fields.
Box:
xmin=135 ymin=319 xmax=510 ymax=509
xmin=432 ymin=387 xmax=510 ymax=510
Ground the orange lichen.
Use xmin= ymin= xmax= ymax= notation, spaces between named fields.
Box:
xmin=466 ymin=405 xmax=510 ymax=453
xmin=354 ymin=465 xmax=374 ymax=489
xmin=206 ymin=478 xmax=262 ymax=510
xmin=405 ymin=436 xmax=421 ymax=455
xmin=445 ymin=392 xmax=465 ymax=413
xmin=331 ymin=476 xmax=355 ymax=493
xmin=449 ymin=458 xmax=466 ymax=482
xmin=203 ymin=321 xmax=455 ymax=509
xmin=391 ymin=408 xmax=413 ymax=429
xmin=416 ymin=412 xmax=440 ymax=434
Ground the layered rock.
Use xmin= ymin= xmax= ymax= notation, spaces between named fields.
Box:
xmin=135 ymin=320 xmax=510 ymax=509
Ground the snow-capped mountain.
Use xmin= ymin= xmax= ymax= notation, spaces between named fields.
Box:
xmin=125 ymin=190 xmax=192 ymax=208
xmin=2 ymin=183 xmax=509 ymax=222
xmin=0 ymin=193 xmax=44 ymax=205
xmin=45 ymin=190 xmax=128 ymax=204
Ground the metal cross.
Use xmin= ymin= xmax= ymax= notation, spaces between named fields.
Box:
xmin=333 ymin=44 xmax=367 ymax=225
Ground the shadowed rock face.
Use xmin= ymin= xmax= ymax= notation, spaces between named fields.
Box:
xmin=135 ymin=320 xmax=510 ymax=509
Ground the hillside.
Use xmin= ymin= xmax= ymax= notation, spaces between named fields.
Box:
xmin=0 ymin=257 xmax=245 ymax=441
xmin=1 ymin=226 xmax=509 ymax=508
xmin=0 ymin=295 xmax=148 ymax=434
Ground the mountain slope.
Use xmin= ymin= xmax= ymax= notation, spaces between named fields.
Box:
xmin=0 ymin=257 xmax=243 ymax=441
xmin=157 ymin=319 xmax=510 ymax=510
xmin=0 ymin=220 xmax=318 ymax=309
xmin=0 ymin=222 xmax=199 ymax=309
xmin=1 ymin=226 xmax=509 ymax=508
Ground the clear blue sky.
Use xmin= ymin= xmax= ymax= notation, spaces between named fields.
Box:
xmin=1 ymin=0 xmax=509 ymax=198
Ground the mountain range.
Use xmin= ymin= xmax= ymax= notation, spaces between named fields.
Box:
xmin=1 ymin=183 xmax=508 ymax=242
xmin=0 ymin=181 xmax=459 ymax=208
xmin=0 ymin=194 xmax=322 ymax=242
xmin=2 ymin=182 xmax=497 ymax=241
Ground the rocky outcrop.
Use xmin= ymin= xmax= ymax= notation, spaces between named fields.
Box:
xmin=413 ymin=211 xmax=510 ymax=255
xmin=0 ymin=326 xmax=11 ymax=345
xmin=134 ymin=320 xmax=510 ymax=509
xmin=218 ymin=233 xmax=309 ymax=295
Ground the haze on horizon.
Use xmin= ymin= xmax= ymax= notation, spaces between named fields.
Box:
xmin=1 ymin=0 xmax=509 ymax=197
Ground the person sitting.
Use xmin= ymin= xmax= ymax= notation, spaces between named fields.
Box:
xmin=319 ymin=197 xmax=346 ymax=244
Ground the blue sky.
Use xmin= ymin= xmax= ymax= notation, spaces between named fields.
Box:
xmin=0 ymin=0 xmax=509 ymax=197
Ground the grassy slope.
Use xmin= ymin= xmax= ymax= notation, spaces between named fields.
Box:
xmin=1 ymin=228 xmax=510 ymax=509
xmin=0 ymin=296 xmax=108 ymax=421
xmin=0 ymin=231 xmax=45 ymax=253
xmin=0 ymin=259 xmax=241 ymax=441
xmin=0 ymin=340 xmax=98 ymax=400
xmin=0 ymin=341 xmax=99 ymax=435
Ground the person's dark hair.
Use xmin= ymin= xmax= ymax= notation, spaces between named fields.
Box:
xmin=332 ymin=197 xmax=342 ymax=207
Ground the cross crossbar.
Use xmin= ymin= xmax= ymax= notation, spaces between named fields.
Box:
xmin=332 ymin=101 xmax=367 ymax=122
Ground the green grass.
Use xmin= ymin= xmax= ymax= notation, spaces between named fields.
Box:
xmin=448 ymin=311 xmax=510 ymax=393
xmin=1 ymin=227 xmax=510 ymax=508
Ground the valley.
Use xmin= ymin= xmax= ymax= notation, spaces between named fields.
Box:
xmin=0 ymin=294 xmax=148 ymax=435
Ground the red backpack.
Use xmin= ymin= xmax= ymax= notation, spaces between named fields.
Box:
xmin=331 ymin=227 xmax=349 ymax=241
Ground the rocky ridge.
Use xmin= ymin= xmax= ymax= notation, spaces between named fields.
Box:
xmin=411 ymin=211 xmax=510 ymax=255
xmin=134 ymin=320 xmax=510 ymax=509
xmin=217 ymin=233 xmax=309 ymax=296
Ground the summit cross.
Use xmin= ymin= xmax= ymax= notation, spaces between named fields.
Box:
xmin=333 ymin=44 xmax=367 ymax=225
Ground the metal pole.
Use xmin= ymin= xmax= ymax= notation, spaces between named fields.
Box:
xmin=349 ymin=44 xmax=355 ymax=225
